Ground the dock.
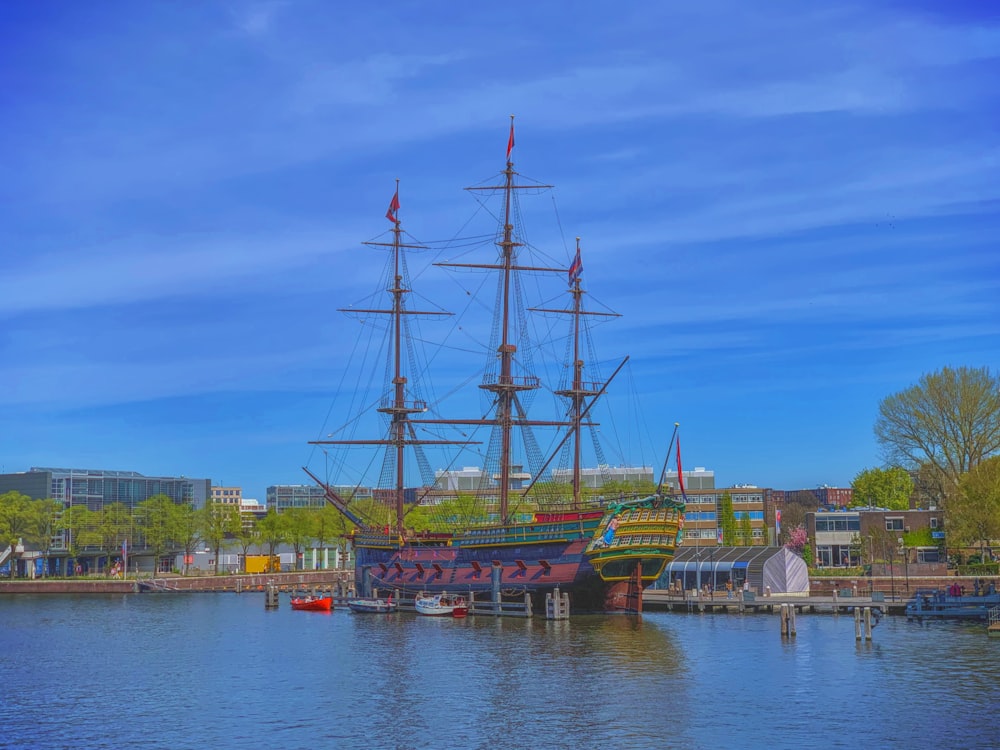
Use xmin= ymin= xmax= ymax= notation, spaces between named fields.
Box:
xmin=642 ymin=589 xmax=904 ymax=616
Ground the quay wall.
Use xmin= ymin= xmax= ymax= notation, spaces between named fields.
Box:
xmin=807 ymin=574 xmax=997 ymax=597
xmin=0 ymin=570 xmax=354 ymax=595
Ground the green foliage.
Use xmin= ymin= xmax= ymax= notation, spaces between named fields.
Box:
xmin=952 ymin=455 xmax=1000 ymax=555
xmin=199 ymin=501 xmax=242 ymax=574
xmin=283 ymin=508 xmax=318 ymax=569
xmin=136 ymin=495 xmax=177 ymax=567
xmin=232 ymin=519 xmax=260 ymax=572
xmin=171 ymin=503 xmax=201 ymax=575
xmin=257 ymin=509 xmax=288 ymax=559
xmin=738 ymin=513 xmax=753 ymax=546
xmin=719 ymin=492 xmax=736 ymax=545
xmin=875 ymin=366 xmax=1000 ymax=493
xmin=851 ymin=466 xmax=913 ymax=510
xmin=59 ymin=505 xmax=100 ymax=554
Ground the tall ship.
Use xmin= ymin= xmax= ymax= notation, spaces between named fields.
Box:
xmin=304 ymin=119 xmax=686 ymax=613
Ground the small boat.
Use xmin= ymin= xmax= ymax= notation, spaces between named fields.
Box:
xmin=290 ymin=594 xmax=333 ymax=611
xmin=347 ymin=595 xmax=397 ymax=614
xmin=414 ymin=593 xmax=468 ymax=618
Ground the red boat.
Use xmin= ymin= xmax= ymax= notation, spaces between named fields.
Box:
xmin=290 ymin=595 xmax=333 ymax=611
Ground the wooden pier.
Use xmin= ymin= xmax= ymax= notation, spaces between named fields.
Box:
xmin=642 ymin=589 xmax=905 ymax=616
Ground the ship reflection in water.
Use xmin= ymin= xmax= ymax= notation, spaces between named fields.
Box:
xmin=3 ymin=594 xmax=998 ymax=750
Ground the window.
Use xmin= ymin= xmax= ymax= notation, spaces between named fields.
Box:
xmin=930 ymin=518 xmax=939 ymax=529
xmin=917 ymin=548 xmax=940 ymax=563
xmin=886 ymin=518 xmax=904 ymax=531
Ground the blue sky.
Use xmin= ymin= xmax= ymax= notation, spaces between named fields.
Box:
xmin=2 ymin=1 xmax=998 ymax=502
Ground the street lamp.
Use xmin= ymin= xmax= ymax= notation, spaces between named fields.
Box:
xmin=898 ymin=537 xmax=909 ymax=593
xmin=886 ymin=538 xmax=896 ymax=601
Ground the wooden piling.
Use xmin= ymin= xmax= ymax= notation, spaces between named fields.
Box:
xmin=545 ymin=587 xmax=569 ymax=620
xmin=264 ymin=583 xmax=279 ymax=609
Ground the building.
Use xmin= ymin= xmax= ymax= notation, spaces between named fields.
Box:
xmin=267 ymin=484 xmax=327 ymax=511
xmin=550 ymin=466 xmax=653 ymax=488
xmin=0 ymin=467 xmax=210 ymax=510
xmin=437 ymin=464 xmax=714 ymax=493
xmin=661 ymin=467 xmax=715 ymax=491
xmin=267 ymin=484 xmax=374 ymax=512
xmin=435 ymin=465 xmax=533 ymax=492
xmin=211 ymin=486 xmax=243 ymax=505
xmin=806 ymin=507 xmax=945 ymax=569
xmin=240 ymin=498 xmax=267 ymax=522
xmin=681 ymin=486 xmax=768 ymax=547
xmin=784 ymin=486 xmax=853 ymax=508
xmin=0 ymin=467 xmax=210 ymax=576
xmin=655 ymin=546 xmax=809 ymax=595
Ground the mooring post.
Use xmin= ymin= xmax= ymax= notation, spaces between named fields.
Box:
xmin=265 ymin=582 xmax=279 ymax=609
xmin=855 ymin=607 xmax=862 ymax=640
xmin=491 ymin=563 xmax=502 ymax=614
xmin=864 ymin=607 xmax=873 ymax=641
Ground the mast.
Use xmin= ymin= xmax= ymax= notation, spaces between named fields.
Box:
xmin=422 ymin=117 xmax=569 ymax=523
xmin=533 ymin=237 xmax=620 ymax=506
xmin=309 ymin=182 xmax=468 ymax=536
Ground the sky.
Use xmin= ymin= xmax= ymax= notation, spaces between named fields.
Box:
xmin=1 ymin=1 xmax=999 ymax=503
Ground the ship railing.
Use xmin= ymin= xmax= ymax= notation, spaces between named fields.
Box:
xmin=489 ymin=375 xmax=541 ymax=388
xmin=377 ymin=398 xmax=428 ymax=412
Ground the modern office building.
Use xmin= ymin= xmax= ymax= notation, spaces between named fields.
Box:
xmin=0 ymin=467 xmax=210 ymax=510
xmin=267 ymin=484 xmax=373 ymax=512
xmin=661 ymin=467 xmax=716 ymax=491
xmin=550 ymin=466 xmax=654 ymax=488
xmin=436 ymin=465 xmax=714 ymax=493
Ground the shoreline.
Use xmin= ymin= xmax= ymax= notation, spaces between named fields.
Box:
xmin=0 ymin=569 xmax=353 ymax=595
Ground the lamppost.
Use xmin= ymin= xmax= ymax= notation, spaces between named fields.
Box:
xmin=898 ymin=537 xmax=909 ymax=593
xmin=887 ymin=539 xmax=896 ymax=601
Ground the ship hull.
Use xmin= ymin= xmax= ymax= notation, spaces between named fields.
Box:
xmin=352 ymin=502 xmax=681 ymax=613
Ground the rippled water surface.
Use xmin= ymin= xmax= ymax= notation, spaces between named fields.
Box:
xmin=2 ymin=593 xmax=998 ymax=749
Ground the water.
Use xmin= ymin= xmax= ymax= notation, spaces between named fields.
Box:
xmin=2 ymin=594 xmax=998 ymax=750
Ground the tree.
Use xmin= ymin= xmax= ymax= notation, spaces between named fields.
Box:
xmin=312 ymin=505 xmax=348 ymax=569
xmin=0 ymin=491 xmax=32 ymax=578
xmin=951 ymin=455 xmax=1000 ymax=560
xmin=59 ymin=505 xmax=100 ymax=571
xmin=27 ymin=499 xmax=63 ymax=577
xmin=257 ymin=509 xmax=288 ymax=564
xmin=851 ymin=467 xmax=914 ymax=510
xmin=284 ymin=508 xmax=317 ymax=570
xmin=99 ymin=503 xmax=131 ymax=575
xmin=172 ymin=503 xmax=201 ymax=576
xmin=200 ymin=501 xmax=241 ymax=574
xmin=738 ymin=513 xmax=754 ymax=546
xmin=785 ymin=525 xmax=807 ymax=556
xmin=137 ymin=495 xmax=177 ymax=575
xmin=233 ymin=519 xmax=260 ymax=573
xmin=911 ymin=461 xmax=949 ymax=510
xmin=875 ymin=366 xmax=1000 ymax=498
xmin=777 ymin=503 xmax=807 ymax=546
xmin=719 ymin=492 xmax=736 ymax=545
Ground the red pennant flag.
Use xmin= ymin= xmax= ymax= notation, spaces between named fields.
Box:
xmin=506 ymin=121 xmax=515 ymax=161
xmin=676 ymin=435 xmax=685 ymax=495
xmin=385 ymin=190 xmax=400 ymax=223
